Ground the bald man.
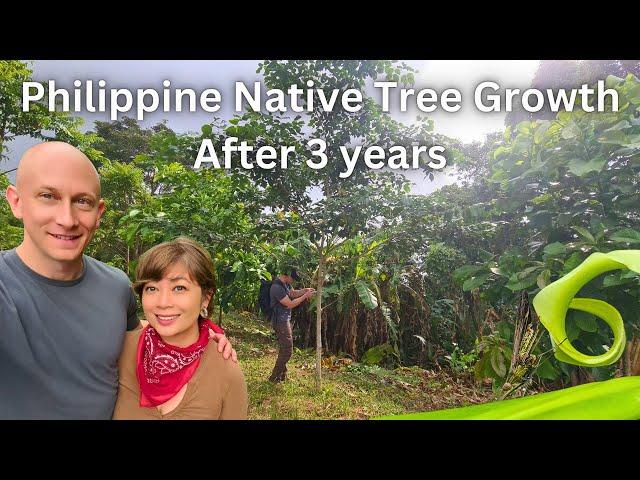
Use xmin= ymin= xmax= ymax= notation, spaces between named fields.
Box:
xmin=0 ymin=142 xmax=234 ymax=419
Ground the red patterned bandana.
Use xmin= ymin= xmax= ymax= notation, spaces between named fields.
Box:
xmin=136 ymin=317 xmax=223 ymax=408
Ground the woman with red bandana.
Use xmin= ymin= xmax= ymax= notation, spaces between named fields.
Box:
xmin=113 ymin=238 xmax=247 ymax=419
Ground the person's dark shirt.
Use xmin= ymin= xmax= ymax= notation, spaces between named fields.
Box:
xmin=269 ymin=278 xmax=292 ymax=324
xmin=0 ymin=249 xmax=139 ymax=419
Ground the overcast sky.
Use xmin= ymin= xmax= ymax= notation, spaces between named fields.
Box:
xmin=3 ymin=60 xmax=539 ymax=194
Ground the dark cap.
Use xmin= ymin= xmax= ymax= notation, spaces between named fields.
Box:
xmin=289 ymin=268 xmax=301 ymax=281
xmin=281 ymin=265 xmax=300 ymax=281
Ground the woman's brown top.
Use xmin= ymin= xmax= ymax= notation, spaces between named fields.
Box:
xmin=113 ymin=328 xmax=248 ymax=420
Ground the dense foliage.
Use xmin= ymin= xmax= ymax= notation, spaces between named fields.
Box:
xmin=2 ymin=60 xmax=639 ymax=392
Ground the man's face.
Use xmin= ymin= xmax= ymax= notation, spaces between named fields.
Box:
xmin=8 ymin=150 xmax=105 ymax=265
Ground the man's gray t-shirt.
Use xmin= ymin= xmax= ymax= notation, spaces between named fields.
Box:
xmin=269 ymin=279 xmax=292 ymax=324
xmin=0 ymin=249 xmax=139 ymax=419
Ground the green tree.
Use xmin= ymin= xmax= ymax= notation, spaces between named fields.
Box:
xmin=87 ymin=160 xmax=150 ymax=275
xmin=0 ymin=174 xmax=23 ymax=250
xmin=91 ymin=116 xmax=174 ymax=165
xmin=505 ymin=60 xmax=640 ymax=126
xmin=249 ymin=60 xmax=458 ymax=387
xmin=455 ymin=73 xmax=640 ymax=385
xmin=0 ymin=60 xmax=86 ymax=162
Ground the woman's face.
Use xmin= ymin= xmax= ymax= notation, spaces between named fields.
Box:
xmin=141 ymin=262 xmax=211 ymax=347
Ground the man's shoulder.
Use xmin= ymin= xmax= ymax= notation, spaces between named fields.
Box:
xmin=270 ymin=280 xmax=287 ymax=294
xmin=270 ymin=278 xmax=289 ymax=289
xmin=0 ymin=249 xmax=16 ymax=268
xmin=0 ymin=251 xmax=16 ymax=301
xmin=84 ymin=255 xmax=131 ymax=285
xmin=0 ymin=249 xmax=20 ymax=283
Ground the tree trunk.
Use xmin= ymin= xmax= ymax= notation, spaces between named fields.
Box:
xmin=631 ymin=338 xmax=640 ymax=376
xmin=0 ymin=126 xmax=6 ymax=159
xmin=315 ymin=250 xmax=326 ymax=390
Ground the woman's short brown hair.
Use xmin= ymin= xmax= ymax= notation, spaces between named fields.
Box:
xmin=133 ymin=237 xmax=217 ymax=316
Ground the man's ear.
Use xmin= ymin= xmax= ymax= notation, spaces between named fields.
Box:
xmin=95 ymin=199 xmax=106 ymax=227
xmin=5 ymin=185 xmax=23 ymax=220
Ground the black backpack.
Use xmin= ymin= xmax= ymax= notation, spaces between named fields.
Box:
xmin=258 ymin=278 xmax=274 ymax=320
xmin=258 ymin=277 xmax=288 ymax=321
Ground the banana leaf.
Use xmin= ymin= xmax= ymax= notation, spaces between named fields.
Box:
xmin=376 ymin=376 xmax=640 ymax=419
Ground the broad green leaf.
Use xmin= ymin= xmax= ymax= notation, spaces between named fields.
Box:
xmin=597 ymin=130 xmax=628 ymax=145
xmin=493 ymin=146 xmax=509 ymax=160
xmin=605 ymin=75 xmax=623 ymax=88
xmin=124 ymin=223 xmax=138 ymax=245
xmin=574 ymin=311 xmax=598 ymax=333
xmin=378 ymin=377 xmax=640 ymax=419
xmin=543 ymin=242 xmax=566 ymax=256
xmin=571 ymin=226 xmax=596 ymax=243
xmin=355 ymin=281 xmax=378 ymax=309
xmin=497 ymin=321 xmax=512 ymax=342
xmin=537 ymin=269 xmax=551 ymax=289
xmin=610 ymin=228 xmax=640 ymax=244
xmin=626 ymin=81 xmax=640 ymax=97
xmin=603 ymin=272 xmax=638 ymax=287
xmin=535 ymin=359 xmax=559 ymax=381
xmin=453 ymin=265 xmax=483 ymax=283
xmin=566 ymin=315 xmax=580 ymax=341
xmin=463 ymin=273 xmax=490 ymax=292
xmin=563 ymin=252 xmax=583 ymax=273
xmin=517 ymin=266 xmax=543 ymax=278
xmin=503 ymin=125 xmax=512 ymax=142
xmin=490 ymin=350 xmax=507 ymax=378
xmin=561 ymin=122 xmax=581 ymax=139
xmin=361 ymin=344 xmax=389 ymax=365
xmin=506 ymin=275 xmax=538 ymax=291
xmin=517 ymin=121 xmax=533 ymax=135
xmin=533 ymin=121 xmax=551 ymax=143
xmin=567 ymin=156 xmax=607 ymax=176
xmin=474 ymin=355 xmax=491 ymax=380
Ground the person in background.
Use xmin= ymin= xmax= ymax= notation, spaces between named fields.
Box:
xmin=268 ymin=267 xmax=315 ymax=383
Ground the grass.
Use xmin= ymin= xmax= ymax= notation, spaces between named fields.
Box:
xmin=220 ymin=311 xmax=495 ymax=419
